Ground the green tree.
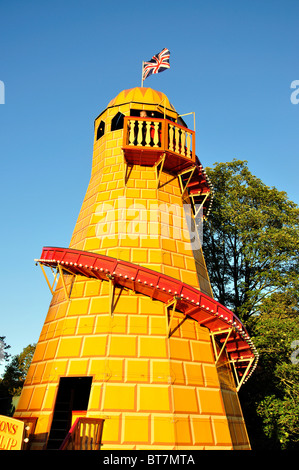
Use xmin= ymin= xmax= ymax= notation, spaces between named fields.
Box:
xmin=240 ymin=314 xmax=299 ymax=450
xmin=0 ymin=336 xmax=11 ymax=415
xmin=1 ymin=344 xmax=36 ymax=401
xmin=0 ymin=344 xmax=35 ymax=415
xmin=203 ymin=159 xmax=299 ymax=323
xmin=202 ymin=160 xmax=299 ymax=450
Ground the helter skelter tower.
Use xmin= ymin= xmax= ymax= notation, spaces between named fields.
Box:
xmin=14 ymin=87 xmax=258 ymax=450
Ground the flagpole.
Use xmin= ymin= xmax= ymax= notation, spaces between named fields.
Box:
xmin=141 ymin=61 xmax=144 ymax=87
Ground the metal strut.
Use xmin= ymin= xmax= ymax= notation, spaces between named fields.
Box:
xmin=165 ymin=296 xmax=179 ymax=337
xmin=107 ymin=274 xmax=115 ymax=317
xmin=178 ymin=166 xmax=196 ymax=196
xmin=155 ymin=153 xmax=166 ymax=188
xmin=210 ymin=328 xmax=234 ymax=364
xmin=37 ymin=261 xmax=75 ymax=299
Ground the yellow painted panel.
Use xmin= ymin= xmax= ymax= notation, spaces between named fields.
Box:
xmin=44 ymin=339 xmax=59 ymax=360
xmin=90 ymin=296 xmax=110 ymax=314
xmin=131 ymin=249 xmax=148 ymax=263
xmin=174 ymin=418 xmax=193 ymax=445
xmin=163 ymin=266 xmax=180 ymax=280
xmin=43 ymin=384 xmax=57 ymax=410
xmin=198 ymin=389 xmax=225 ymax=415
xmin=191 ymin=417 xmax=214 ymax=445
xmin=25 ymin=364 xmax=36 ymax=383
xmin=151 ymin=360 xmax=170 ymax=383
xmin=139 ymin=296 xmax=164 ymax=315
xmin=84 ymin=280 xmax=101 ymax=297
xmin=138 ymin=385 xmax=170 ymax=412
xmin=82 ymin=336 xmax=107 ymax=357
xmin=184 ymin=363 xmax=204 ymax=386
xmin=56 ymin=337 xmax=82 ymax=358
xmin=212 ymin=418 xmax=232 ymax=446
xmin=94 ymin=315 xmax=114 ymax=334
xmin=169 ymin=338 xmax=191 ymax=361
xmin=161 ymin=238 xmax=177 ymax=253
xmin=149 ymin=316 xmax=166 ymax=336
xmin=126 ymin=359 xmax=149 ymax=383
xmin=103 ymin=384 xmax=136 ymax=411
xmin=172 ymin=254 xmax=186 ymax=269
xmin=28 ymin=386 xmax=47 ymax=410
xmin=68 ymin=359 xmax=89 ymax=376
xmin=32 ymin=342 xmax=47 ymax=362
xmin=169 ymin=361 xmax=185 ymax=385
xmin=109 ymin=336 xmax=137 ymax=357
xmin=190 ymin=341 xmax=214 ymax=363
xmin=101 ymin=413 xmax=121 ymax=442
xmin=88 ymin=384 xmax=103 ymax=410
xmin=172 ymin=386 xmax=199 ymax=413
xmin=152 ymin=416 xmax=175 ymax=444
xmin=203 ymin=364 xmax=220 ymax=388
xmin=181 ymin=270 xmax=199 ymax=286
xmin=49 ymin=360 xmax=68 ymax=379
xmin=179 ymin=319 xmax=197 ymax=340
xmin=78 ymin=316 xmax=95 ymax=335
xmin=16 ymin=387 xmax=33 ymax=411
xmin=119 ymin=235 xmax=140 ymax=248
xmin=61 ymin=317 xmax=77 ymax=336
xmin=113 ymin=295 xmax=138 ymax=314
xmin=140 ymin=237 xmax=160 ymax=249
xmin=45 ymin=306 xmax=57 ymax=323
xmin=128 ymin=315 xmax=148 ymax=335
xmin=148 ymin=250 xmax=163 ymax=263
xmin=67 ymin=298 xmax=90 ymax=316
xmin=84 ymin=238 xmax=100 ymax=251
xmin=56 ymin=301 xmax=69 ymax=318
xmin=90 ymin=358 xmax=123 ymax=382
xmin=123 ymin=414 xmax=149 ymax=443
xmin=139 ymin=336 xmax=167 ymax=358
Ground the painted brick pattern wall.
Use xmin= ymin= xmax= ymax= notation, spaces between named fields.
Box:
xmin=14 ymin=88 xmax=250 ymax=450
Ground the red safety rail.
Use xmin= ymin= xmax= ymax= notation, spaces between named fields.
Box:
xmin=37 ymin=247 xmax=258 ymax=385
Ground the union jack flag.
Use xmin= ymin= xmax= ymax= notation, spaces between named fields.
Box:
xmin=142 ymin=48 xmax=170 ymax=81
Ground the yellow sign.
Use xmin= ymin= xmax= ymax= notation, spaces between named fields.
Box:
xmin=0 ymin=415 xmax=24 ymax=450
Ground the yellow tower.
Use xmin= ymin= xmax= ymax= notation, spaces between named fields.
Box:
xmin=14 ymin=87 xmax=257 ymax=450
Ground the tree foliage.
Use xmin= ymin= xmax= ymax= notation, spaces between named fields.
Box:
xmin=202 ymin=160 xmax=299 ymax=450
xmin=203 ymin=160 xmax=299 ymax=322
xmin=241 ymin=314 xmax=299 ymax=450
xmin=0 ymin=343 xmax=35 ymax=416
xmin=2 ymin=344 xmax=36 ymax=396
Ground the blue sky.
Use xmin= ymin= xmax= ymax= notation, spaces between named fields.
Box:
xmin=0 ymin=0 xmax=298 ymax=373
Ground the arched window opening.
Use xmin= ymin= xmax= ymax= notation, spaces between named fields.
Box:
xmin=111 ymin=112 xmax=124 ymax=131
xmin=97 ymin=121 xmax=105 ymax=140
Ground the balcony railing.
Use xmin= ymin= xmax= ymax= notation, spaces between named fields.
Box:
xmin=59 ymin=417 xmax=104 ymax=450
xmin=123 ymin=116 xmax=196 ymax=165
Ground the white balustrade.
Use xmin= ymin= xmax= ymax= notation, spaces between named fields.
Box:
xmin=126 ymin=118 xmax=193 ymax=160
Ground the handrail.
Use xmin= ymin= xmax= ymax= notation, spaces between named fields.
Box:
xmin=123 ymin=116 xmax=196 ymax=162
xmin=59 ymin=417 xmax=104 ymax=450
xmin=36 ymin=247 xmax=259 ymax=386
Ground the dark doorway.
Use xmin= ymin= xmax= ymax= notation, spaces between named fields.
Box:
xmin=47 ymin=376 xmax=92 ymax=450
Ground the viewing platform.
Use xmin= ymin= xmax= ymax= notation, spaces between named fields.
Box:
xmin=122 ymin=116 xmax=196 ymax=171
